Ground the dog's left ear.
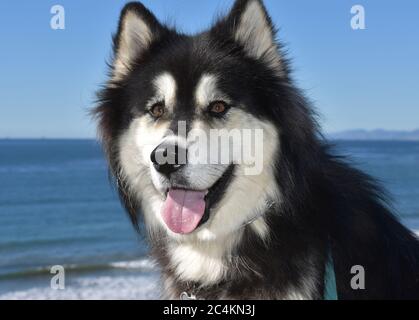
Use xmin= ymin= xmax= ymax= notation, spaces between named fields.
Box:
xmin=216 ymin=0 xmax=282 ymax=73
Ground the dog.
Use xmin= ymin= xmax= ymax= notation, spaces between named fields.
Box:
xmin=94 ymin=0 xmax=419 ymax=299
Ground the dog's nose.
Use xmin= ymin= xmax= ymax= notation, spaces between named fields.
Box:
xmin=150 ymin=143 xmax=186 ymax=177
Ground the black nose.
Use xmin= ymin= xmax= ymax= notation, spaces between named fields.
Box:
xmin=150 ymin=142 xmax=187 ymax=177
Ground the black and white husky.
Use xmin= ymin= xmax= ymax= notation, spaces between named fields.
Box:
xmin=94 ymin=0 xmax=419 ymax=300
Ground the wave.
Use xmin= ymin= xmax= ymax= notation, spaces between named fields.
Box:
xmin=0 ymin=197 xmax=115 ymax=209
xmin=0 ymin=236 xmax=106 ymax=251
xmin=110 ymin=259 xmax=156 ymax=270
xmin=0 ymin=160 xmax=106 ymax=174
xmin=0 ymin=258 xmax=157 ymax=281
xmin=0 ymin=272 xmax=160 ymax=300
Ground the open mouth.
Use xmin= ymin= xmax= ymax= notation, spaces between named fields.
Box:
xmin=161 ymin=165 xmax=235 ymax=235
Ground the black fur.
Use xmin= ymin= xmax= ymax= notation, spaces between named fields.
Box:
xmin=94 ymin=0 xmax=419 ymax=299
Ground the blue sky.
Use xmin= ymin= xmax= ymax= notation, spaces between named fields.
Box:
xmin=0 ymin=0 xmax=418 ymax=138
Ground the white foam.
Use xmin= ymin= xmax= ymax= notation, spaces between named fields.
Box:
xmin=0 ymin=273 xmax=160 ymax=300
xmin=110 ymin=259 xmax=156 ymax=271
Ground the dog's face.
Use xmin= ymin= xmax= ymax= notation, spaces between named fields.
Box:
xmin=97 ymin=0 xmax=286 ymax=242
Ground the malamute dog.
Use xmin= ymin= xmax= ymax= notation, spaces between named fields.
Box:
xmin=94 ymin=0 xmax=419 ymax=299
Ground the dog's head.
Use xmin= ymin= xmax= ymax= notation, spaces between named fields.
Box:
xmin=95 ymin=0 xmax=309 ymax=243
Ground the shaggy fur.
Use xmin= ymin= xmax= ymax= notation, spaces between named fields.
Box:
xmin=94 ymin=0 xmax=419 ymax=300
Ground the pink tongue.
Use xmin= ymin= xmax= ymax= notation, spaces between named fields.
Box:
xmin=162 ymin=189 xmax=207 ymax=234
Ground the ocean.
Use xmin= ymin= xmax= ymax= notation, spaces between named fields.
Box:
xmin=0 ymin=139 xmax=418 ymax=300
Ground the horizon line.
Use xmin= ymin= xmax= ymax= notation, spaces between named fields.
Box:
xmin=1 ymin=128 xmax=419 ymax=140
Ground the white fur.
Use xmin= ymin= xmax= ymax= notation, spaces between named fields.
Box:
xmin=151 ymin=73 xmax=177 ymax=110
xmin=234 ymin=0 xmax=282 ymax=74
xmin=113 ymin=11 xmax=153 ymax=80
xmin=195 ymin=74 xmax=231 ymax=108
xmin=169 ymin=235 xmax=241 ymax=285
xmin=118 ymin=116 xmax=168 ymax=234
xmin=283 ymin=291 xmax=308 ymax=300
xmin=251 ymin=217 xmax=270 ymax=240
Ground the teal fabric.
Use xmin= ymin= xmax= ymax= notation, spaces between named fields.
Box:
xmin=324 ymin=250 xmax=338 ymax=300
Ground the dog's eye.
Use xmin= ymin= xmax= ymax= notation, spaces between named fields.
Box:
xmin=208 ymin=101 xmax=229 ymax=117
xmin=149 ymin=102 xmax=166 ymax=119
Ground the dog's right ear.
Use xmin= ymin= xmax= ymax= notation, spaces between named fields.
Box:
xmin=112 ymin=2 xmax=164 ymax=80
xmin=212 ymin=0 xmax=283 ymax=75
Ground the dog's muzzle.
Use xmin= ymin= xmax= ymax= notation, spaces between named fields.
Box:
xmin=150 ymin=141 xmax=234 ymax=236
xmin=151 ymin=141 xmax=207 ymax=235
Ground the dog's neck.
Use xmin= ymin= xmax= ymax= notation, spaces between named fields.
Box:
xmin=149 ymin=203 xmax=273 ymax=285
xmin=152 ymin=213 xmax=326 ymax=300
xmin=166 ymin=228 xmax=246 ymax=286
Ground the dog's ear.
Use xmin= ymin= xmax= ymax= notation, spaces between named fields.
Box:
xmin=218 ymin=0 xmax=282 ymax=73
xmin=112 ymin=3 xmax=164 ymax=80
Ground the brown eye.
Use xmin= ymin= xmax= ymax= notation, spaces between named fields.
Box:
xmin=209 ymin=101 xmax=229 ymax=116
xmin=149 ymin=102 xmax=165 ymax=119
